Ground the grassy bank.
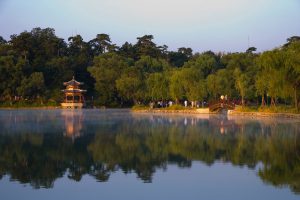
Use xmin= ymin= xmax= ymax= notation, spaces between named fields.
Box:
xmin=132 ymin=104 xmax=300 ymax=118
xmin=0 ymin=101 xmax=59 ymax=109
xmin=132 ymin=104 xmax=197 ymax=111
xmin=235 ymin=105 xmax=299 ymax=114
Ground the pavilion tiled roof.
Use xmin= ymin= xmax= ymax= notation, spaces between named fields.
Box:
xmin=63 ymin=76 xmax=84 ymax=86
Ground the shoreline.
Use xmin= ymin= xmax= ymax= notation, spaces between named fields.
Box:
xmin=132 ymin=108 xmax=209 ymax=114
xmin=132 ymin=108 xmax=300 ymax=119
xmin=1 ymin=107 xmax=300 ymax=119
xmin=227 ymin=110 xmax=300 ymax=118
xmin=0 ymin=106 xmax=59 ymax=110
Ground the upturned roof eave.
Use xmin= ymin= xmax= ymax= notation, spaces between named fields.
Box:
xmin=62 ymin=89 xmax=87 ymax=92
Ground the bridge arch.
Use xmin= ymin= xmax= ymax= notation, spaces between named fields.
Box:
xmin=209 ymin=101 xmax=235 ymax=113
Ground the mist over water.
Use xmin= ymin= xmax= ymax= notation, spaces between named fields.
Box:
xmin=0 ymin=109 xmax=299 ymax=200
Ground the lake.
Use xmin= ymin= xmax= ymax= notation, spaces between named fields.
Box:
xmin=0 ymin=109 xmax=299 ymax=200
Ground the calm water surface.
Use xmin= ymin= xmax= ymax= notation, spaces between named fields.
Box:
xmin=0 ymin=109 xmax=299 ymax=200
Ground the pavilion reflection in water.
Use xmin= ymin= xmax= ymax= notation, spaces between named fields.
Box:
xmin=61 ymin=110 xmax=84 ymax=140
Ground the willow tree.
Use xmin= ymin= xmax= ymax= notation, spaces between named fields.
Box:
xmin=206 ymin=74 xmax=220 ymax=100
xmin=180 ymin=67 xmax=207 ymax=105
xmin=284 ymin=41 xmax=300 ymax=110
xmin=255 ymin=72 xmax=268 ymax=106
xmin=234 ymin=68 xmax=250 ymax=105
xmin=257 ymin=50 xmax=286 ymax=106
xmin=146 ymin=72 xmax=169 ymax=101
xmin=116 ymin=67 xmax=145 ymax=104
xmin=169 ymin=70 xmax=185 ymax=104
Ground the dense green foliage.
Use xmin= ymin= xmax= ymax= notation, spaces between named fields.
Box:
xmin=0 ymin=28 xmax=299 ymax=108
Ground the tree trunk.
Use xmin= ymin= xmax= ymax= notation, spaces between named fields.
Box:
xmin=9 ymin=95 xmax=13 ymax=106
xmin=261 ymin=95 xmax=266 ymax=107
xmin=294 ymin=87 xmax=298 ymax=110
xmin=241 ymin=96 xmax=244 ymax=106
xmin=271 ymin=97 xmax=276 ymax=107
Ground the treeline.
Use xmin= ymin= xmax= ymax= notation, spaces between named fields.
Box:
xmin=0 ymin=28 xmax=299 ymax=108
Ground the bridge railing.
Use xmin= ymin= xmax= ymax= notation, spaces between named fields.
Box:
xmin=208 ymin=99 xmax=237 ymax=111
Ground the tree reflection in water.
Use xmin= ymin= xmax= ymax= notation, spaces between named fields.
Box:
xmin=0 ymin=110 xmax=299 ymax=194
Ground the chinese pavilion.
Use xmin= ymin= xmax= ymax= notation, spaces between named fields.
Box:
xmin=61 ymin=77 xmax=86 ymax=109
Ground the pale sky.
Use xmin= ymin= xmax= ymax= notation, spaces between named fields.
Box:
xmin=0 ymin=0 xmax=300 ymax=52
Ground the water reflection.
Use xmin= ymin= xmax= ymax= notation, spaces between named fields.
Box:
xmin=0 ymin=109 xmax=299 ymax=195
xmin=61 ymin=110 xmax=84 ymax=140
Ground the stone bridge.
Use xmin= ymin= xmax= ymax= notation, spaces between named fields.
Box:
xmin=209 ymin=101 xmax=236 ymax=113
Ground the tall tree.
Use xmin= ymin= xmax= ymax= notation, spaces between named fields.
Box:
xmin=89 ymin=34 xmax=115 ymax=55
xmin=168 ymin=47 xmax=193 ymax=67
xmin=116 ymin=68 xmax=145 ymax=104
xmin=0 ymin=36 xmax=7 ymax=45
xmin=246 ymin=47 xmax=257 ymax=54
xmin=134 ymin=35 xmax=162 ymax=58
xmin=17 ymin=72 xmax=45 ymax=99
xmin=255 ymin=72 xmax=268 ymax=106
xmin=88 ymin=53 xmax=128 ymax=105
xmin=68 ymin=35 xmax=86 ymax=56
xmin=234 ymin=68 xmax=250 ymax=105
xmin=178 ymin=67 xmax=207 ymax=104
xmin=169 ymin=70 xmax=185 ymax=104
xmin=284 ymin=41 xmax=300 ymax=109
xmin=284 ymin=36 xmax=300 ymax=47
xmin=0 ymin=56 xmax=24 ymax=101
xmin=119 ymin=42 xmax=136 ymax=60
xmin=206 ymin=74 xmax=220 ymax=100
xmin=146 ymin=72 xmax=169 ymax=101
xmin=257 ymin=50 xmax=286 ymax=106
xmin=183 ymin=53 xmax=219 ymax=78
